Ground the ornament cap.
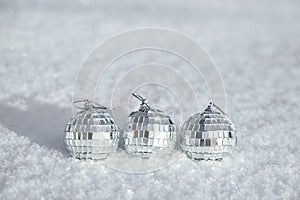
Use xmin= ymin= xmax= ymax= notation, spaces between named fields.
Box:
xmin=205 ymin=101 xmax=226 ymax=115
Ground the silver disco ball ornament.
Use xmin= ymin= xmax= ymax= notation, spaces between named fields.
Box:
xmin=180 ymin=102 xmax=237 ymax=160
xmin=123 ymin=93 xmax=176 ymax=159
xmin=64 ymin=100 xmax=119 ymax=160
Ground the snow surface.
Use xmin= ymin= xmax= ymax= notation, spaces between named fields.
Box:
xmin=1 ymin=0 xmax=300 ymax=199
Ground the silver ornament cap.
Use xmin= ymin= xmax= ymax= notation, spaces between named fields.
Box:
xmin=64 ymin=100 xmax=119 ymax=160
xmin=123 ymin=93 xmax=176 ymax=159
xmin=180 ymin=102 xmax=237 ymax=160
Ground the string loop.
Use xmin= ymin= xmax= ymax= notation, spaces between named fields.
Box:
xmin=73 ymin=99 xmax=107 ymax=110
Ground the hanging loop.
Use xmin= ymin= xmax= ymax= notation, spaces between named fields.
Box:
xmin=132 ymin=93 xmax=151 ymax=110
xmin=73 ymin=99 xmax=107 ymax=110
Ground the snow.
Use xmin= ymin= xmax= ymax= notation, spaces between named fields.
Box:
xmin=1 ymin=0 xmax=300 ymax=199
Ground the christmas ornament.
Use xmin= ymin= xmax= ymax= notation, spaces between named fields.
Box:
xmin=180 ymin=102 xmax=237 ymax=160
xmin=64 ymin=100 xmax=119 ymax=160
xmin=123 ymin=93 xmax=176 ymax=158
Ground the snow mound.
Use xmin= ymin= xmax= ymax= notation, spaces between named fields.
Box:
xmin=0 ymin=125 xmax=299 ymax=200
